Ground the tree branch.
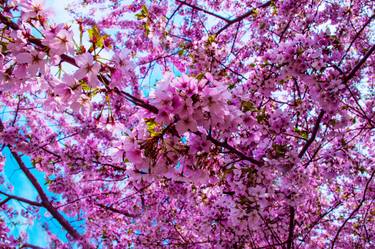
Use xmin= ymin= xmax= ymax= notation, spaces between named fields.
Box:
xmin=176 ymin=0 xmax=230 ymax=23
xmin=342 ymin=44 xmax=375 ymax=128
xmin=216 ymin=1 xmax=271 ymax=35
xmin=204 ymin=132 xmax=263 ymax=166
xmin=95 ymin=203 xmax=139 ymax=218
xmin=339 ymin=14 xmax=375 ymax=66
xmin=0 ymin=13 xmax=18 ymax=30
xmin=298 ymin=43 xmax=375 ymax=159
xmin=0 ymin=13 xmax=264 ymax=168
xmin=298 ymin=201 xmax=342 ymax=247
xmin=343 ymin=44 xmax=375 ymax=84
xmin=330 ymin=170 xmax=374 ymax=248
xmin=21 ymin=243 xmax=46 ymax=249
xmin=298 ymin=110 xmax=325 ymax=158
xmin=0 ymin=190 xmax=42 ymax=207
xmin=0 ymin=120 xmax=86 ymax=244
xmin=286 ymin=206 xmax=295 ymax=249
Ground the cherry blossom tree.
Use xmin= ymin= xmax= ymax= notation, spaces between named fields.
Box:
xmin=0 ymin=0 xmax=374 ymax=248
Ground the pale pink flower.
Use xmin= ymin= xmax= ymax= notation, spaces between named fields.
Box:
xmin=123 ymin=138 xmax=145 ymax=167
xmin=175 ymin=116 xmax=198 ymax=135
xmin=74 ymin=53 xmax=100 ymax=87
xmin=70 ymin=94 xmax=91 ymax=114
xmin=43 ymin=26 xmax=74 ymax=55
xmin=13 ymin=64 xmax=28 ymax=79
xmin=16 ymin=51 xmax=46 ymax=75
xmin=55 ymin=83 xmax=74 ymax=102
xmin=20 ymin=0 xmax=46 ymax=20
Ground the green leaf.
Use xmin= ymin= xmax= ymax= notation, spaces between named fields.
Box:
xmin=294 ymin=128 xmax=308 ymax=139
xmin=207 ymin=34 xmax=216 ymax=45
xmin=144 ymin=22 xmax=150 ymax=36
xmin=195 ymin=72 xmax=205 ymax=80
xmin=250 ymin=8 xmax=259 ymax=18
xmin=81 ymin=82 xmax=91 ymax=91
xmin=241 ymin=101 xmax=256 ymax=112
xmin=0 ymin=41 xmax=8 ymax=53
xmin=145 ymin=118 xmax=160 ymax=137
xmin=249 ymin=63 xmax=256 ymax=68
xmin=135 ymin=13 xmax=145 ymax=20
xmin=273 ymin=144 xmax=287 ymax=157
xmin=87 ymin=25 xmax=108 ymax=48
xmin=256 ymin=110 xmax=268 ymax=123
xmin=297 ymin=47 xmax=304 ymax=56
xmin=270 ymin=0 xmax=278 ymax=15
xmin=88 ymin=25 xmax=100 ymax=41
xmin=81 ymin=82 xmax=101 ymax=98
xmin=44 ymin=177 xmax=55 ymax=185
xmin=228 ymin=83 xmax=236 ymax=90
xmin=136 ymin=5 xmax=149 ymax=20
xmin=97 ymin=34 xmax=109 ymax=48
xmin=178 ymin=43 xmax=186 ymax=49
xmin=178 ymin=49 xmax=185 ymax=56
xmin=141 ymin=5 xmax=149 ymax=16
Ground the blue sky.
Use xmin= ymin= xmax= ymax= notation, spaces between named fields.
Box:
xmin=0 ymin=2 xmax=79 ymax=247
xmin=0 ymin=1 xmax=175 ymax=247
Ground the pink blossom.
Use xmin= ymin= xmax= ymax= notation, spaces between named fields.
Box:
xmin=74 ymin=53 xmax=100 ymax=87
xmin=16 ymin=51 xmax=46 ymax=75
xmin=43 ymin=27 xmax=74 ymax=55
xmin=175 ymin=116 xmax=198 ymax=134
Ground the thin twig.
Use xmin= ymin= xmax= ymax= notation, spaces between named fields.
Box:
xmin=298 ymin=110 xmax=325 ymax=158
xmin=331 ymin=171 xmax=374 ymax=248
xmin=216 ymin=1 xmax=272 ymax=35
xmin=176 ymin=0 xmax=230 ymax=23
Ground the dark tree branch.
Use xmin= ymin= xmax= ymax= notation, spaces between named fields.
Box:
xmin=0 ymin=120 xmax=86 ymax=244
xmin=299 ymin=43 xmax=375 ymax=159
xmin=21 ymin=243 xmax=46 ymax=249
xmin=331 ymin=171 xmax=374 ymax=249
xmin=96 ymin=203 xmax=139 ymax=218
xmin=230 ymin=22 xmax=241 ymax=54
xmin=298 ymin=202 xmax=342 ymax=248
xmin=205 ymin=132 xmax=263 ymax=166
xmin=115 ymin=88 xmax=159 ymax=114
xmin=286 ymin=206 xmax=295 ymax=249
xmin=176 ymin=0 xmax=230 ymax=23
xmin=339 ymin=14 xmax=375 ymax=66
xmin=0 ymin=13 xmax=77 ymax=67
xmin=216 ymin=1 xmax=272 ymax=35
xmin=10 ymin=150 xmax=84 ymax=241
xmin=343 ymin=44 xmax=375 ymax=84
xmin=0 ymin=191 xmax=42 ymax=207
xmin=0 ymin=12 xmax=265 ymax=168
xmin=166 ymin=3 xmax=182 ymax=26
xmin=298 ymin=110 xmax=325 ymax=158
xmin=342 ymin=44 xmax=375 ymax=128
xmin=0 ymin=13 xmax=18 ymax=29
xmin=279 ymin=19 xmax=292 ymax=43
